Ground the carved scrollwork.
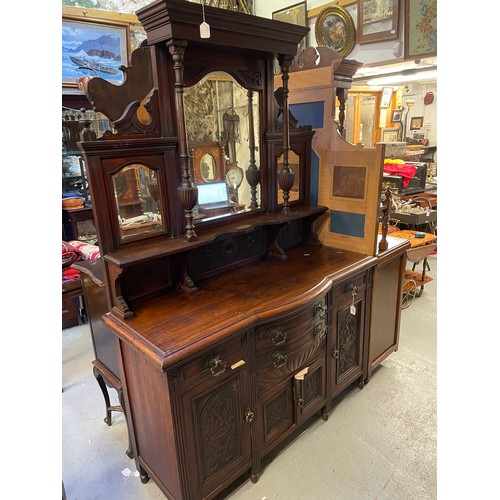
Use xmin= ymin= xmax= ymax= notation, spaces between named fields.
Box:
xmin=266 ymin=326 xmax=287 ymax=346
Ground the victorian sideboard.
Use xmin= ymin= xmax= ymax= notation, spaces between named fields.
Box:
xmin=76 ymin=1 xmax=408 ymax=498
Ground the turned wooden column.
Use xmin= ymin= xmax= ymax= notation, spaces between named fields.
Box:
xmin=245 ymin=90 xmax=260 ymax=209
xmin=168 ymin=40 xmax=198 ymax=242
xmin=277 ymin=54 xmax=295 ymax=215
xmin=336 ymin=87 xmax=348 ymax=139
xmin=378 ymin=187 xmax=392 ymax=252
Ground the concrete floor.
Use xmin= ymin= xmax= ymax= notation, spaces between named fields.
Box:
xmin=62 ymin=255 xmax=437 ymax=500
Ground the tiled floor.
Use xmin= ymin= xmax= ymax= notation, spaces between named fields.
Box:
xmin=62 ymin=255 xmax=437 ymax=499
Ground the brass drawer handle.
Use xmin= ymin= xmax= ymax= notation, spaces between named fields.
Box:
xmin=205 ymin=354 xmax=227 ymax=377
xmin=245 ymin=407 xmax=255 ymax=423
xmin=268 ymin=350 xmax=288 ymax=368
xmin=332 ymin=349 xmax=339 ymax=359
xmin=266 ymin=326 xmax=287 ymax=346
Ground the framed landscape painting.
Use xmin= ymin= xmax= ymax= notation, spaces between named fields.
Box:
xmin=62 ymin=18 xmax=129 ymax=86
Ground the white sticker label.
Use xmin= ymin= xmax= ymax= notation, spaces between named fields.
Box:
xmin=200 ymin=21 xmax=211 ymax=39
xmin=350 ymin=304 xmax=356 ymax=315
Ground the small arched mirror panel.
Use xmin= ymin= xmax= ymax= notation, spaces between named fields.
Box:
xmin=112 ymin=163 xmax=164 ymax=241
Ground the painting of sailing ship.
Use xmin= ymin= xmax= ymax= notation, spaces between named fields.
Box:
xmin=62 ymin=19 xmax=128 ymax=86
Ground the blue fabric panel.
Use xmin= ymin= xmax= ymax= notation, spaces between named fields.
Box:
xmin=310 ymin=150 xmax=319 ymax=206
xmin=290 ymin=102 xmax=324 ymax=129
xmin=330 ymin=211 xmax=365 ymax=238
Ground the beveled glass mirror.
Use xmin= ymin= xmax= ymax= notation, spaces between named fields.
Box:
xmin=184 ymin=71 xmax=261 ymax=221
xmin=112 ymin=163 xmax=164 ymax=240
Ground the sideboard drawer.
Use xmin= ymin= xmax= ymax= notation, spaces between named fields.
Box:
xmin=255 ymin=296 xmax=328 ymax=351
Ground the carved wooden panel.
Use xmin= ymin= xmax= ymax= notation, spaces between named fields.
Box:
xmin=199 ymin=387 xmax=239 ymax=479
xmin=184 ymin=370 xmax=252 ymax=494
xmin=338 ymin=307 xmax=359 ymax=376
xmin=263 ymin=386 xmax=294 ymax=443
xmin=188 ymin=230 xmax=264 ymax=280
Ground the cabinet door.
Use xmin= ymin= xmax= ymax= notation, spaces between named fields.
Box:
xmin=330 ymin=277 xmax=367 ymax=399
xmin=295 ymin=355 xmax=327 ymax=425
xmin=179 ymin=362 xmax=253 ymax=499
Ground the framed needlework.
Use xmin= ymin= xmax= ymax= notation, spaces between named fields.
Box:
xmin=404 ymin=0 xmax=437 ymax=59
xmin=273 ymin=2 xmax=308 ymax=52
xmin=315 ymin=5 xmax=356 ymax=57
xmin=357 ymin=0 xmax=400 ymax=44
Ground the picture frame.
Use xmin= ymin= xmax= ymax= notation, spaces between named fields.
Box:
xmin=381 ymin=127 xmax=400 ymax=142
xmin=404 ymin=0 xmax=437 ymax=59
xmin=62 ymin=17 xmax=129 ymax=87
xmin=272 ymin=2 xmax=308 ymax=53
xmin=315 ymin=5 xmax=357 ymax=57
xmin=410 ymin=116 xmax=424 ymax=130
xmin=357 ymin=0 xmax=400 ymax=44
xmin=380 ymin=87 xmax=393 ymax=108
xmin=391 ymin=109 xmax=403 ymax=122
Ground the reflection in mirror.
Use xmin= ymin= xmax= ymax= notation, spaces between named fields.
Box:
xmin=277 ymin=150 xmax=300 ymax=204
xmin=200 ymin=153 xmax=216 ymax=182
xmin=184 ymin=71 xmax=261 ymax=221
xmin=112 ymin=163 xmax=164 ymax=239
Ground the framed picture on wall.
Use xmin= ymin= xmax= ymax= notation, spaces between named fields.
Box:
xmin=381 ymin=127 xmax=400 ymax=142
xmin=391 ymin=109 xmax=403 ymax=122
xmin=315 ymin=5 xmax=357 ymax=57
xmin=62 ymin=18 xmax=129 ymax=87
xmin=404 ymin=0 xmax=437 ymax=59
xmin=272 ymin=2 xmax=308 ymax=53
xmin=357 ymin=0 xmax=400 ymax=44
xmin=410 ymin=116 xmax=424 ymax=130
xmin=380 ymin=87 xmax=393 ymax=108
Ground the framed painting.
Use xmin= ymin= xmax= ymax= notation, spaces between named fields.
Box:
xmin=380 ymin=87 xmax=393 ymax=108
xmin=357 ymin=0 xmax=400 ymax=44
xmin=62 ymin=18 xmax=129 ymax=87
xmin=410 ymin=116 xmax=424 ymax=130
xmin=272 ymin=2 xmax=308 ymax=53
xmin=381 ymin=127 xmax=400 ymax=142
xmin=315 ymin=5 xmax=356 ymax=57
xmin=391 ymin=109 xmax=403 ymax=122
xmin=404 ymin=0 xmax=437 ymax=59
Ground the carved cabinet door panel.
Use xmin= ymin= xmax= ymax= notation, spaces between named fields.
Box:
xmin=330 ymin=276 xmax=368 ymax=400
xmin=179 ymin=364 xmax=253 ymax=499
xmin=257 ymin=378 xmax=296 ymax=456
xmin=294 ymin=355 xmax=327 ymax=425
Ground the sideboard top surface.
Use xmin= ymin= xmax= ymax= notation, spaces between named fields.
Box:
xmin=104 ymin=245 xmax=376 ymax=369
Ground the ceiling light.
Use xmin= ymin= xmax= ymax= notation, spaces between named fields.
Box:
xmin=367 ymin=70 xmax=437 ymax=86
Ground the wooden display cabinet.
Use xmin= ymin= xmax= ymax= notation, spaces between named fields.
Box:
xmin=75 ymin=1 xmax=408 ymax=498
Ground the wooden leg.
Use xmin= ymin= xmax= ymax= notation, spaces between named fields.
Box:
xmin=117 ymin=387 xmax=134 ymax=459
xmin=93 ymin=367 xmax=113 ymax=426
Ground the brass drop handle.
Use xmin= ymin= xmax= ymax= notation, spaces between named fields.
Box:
xmin=266 ymin=327 xmax=287 ymax=346
xmin=205 ymin=354 xmax=227 ymax=377
xmin=245 ymin=407 xmax=255 ymax=423
xmin=269 ymin=350 xmax=288 ymax=368
xmin=332 ymin=349 xmax=339 ymax=359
